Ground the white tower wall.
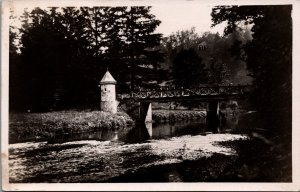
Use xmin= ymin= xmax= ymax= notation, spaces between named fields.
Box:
xmin=99 ymin=70 xmax=117 ymax=114
xmin=100 ymin=84 xmax=117 ymax=113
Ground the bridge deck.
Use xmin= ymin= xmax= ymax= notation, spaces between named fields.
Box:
xmin=118 ymin=85 xmax=251 ymax=102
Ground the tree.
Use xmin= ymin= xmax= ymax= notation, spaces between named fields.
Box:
xmin=12 ymin=6 xmax=164 ymax=111
xmin=62 ymin=7 xmax=164 ymax=91
xmin=161 ymin=28 xmax=253 ymax=86
xmin=160 ymin=27 xmax=201 ymax=71
xmin=19 ymin=8 xmax=75 ymax=110
xmin=211 ymin=5 xmax=292 ymax=133
xmin=117 ymin=7 xmax=164 ymax=90
xmin=173 ymin=48 xmax=208 ymax=87
xmin=9 ymin=8 xmax=22 ymax=110
xmin=211 ymin=6 xmax=292 ymax=182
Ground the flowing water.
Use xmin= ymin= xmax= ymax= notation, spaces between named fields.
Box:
xmin=9 ymin=112 xmax=253 ymax=183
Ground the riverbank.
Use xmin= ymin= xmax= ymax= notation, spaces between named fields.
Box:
xmin=152 ymin=109 xmax=206 ymax=123
xmin=9 ymin=111 xmax=134 ymax=144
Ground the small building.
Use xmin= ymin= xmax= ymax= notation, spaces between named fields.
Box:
xmin=99 ymin=70 xmax=117 ymax=114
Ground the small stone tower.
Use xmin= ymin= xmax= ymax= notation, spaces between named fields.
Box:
xmin=99 ymin=70 xmax=117 ymax=114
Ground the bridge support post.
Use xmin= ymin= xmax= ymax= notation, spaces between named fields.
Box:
xmin=139 ymin=102 xmax=152 ymax=123
xmin=139 ymin=102 xmax=152 ymax=137
xmin=145 ymin=122 xmax=153 ymax=137
xmin=207 ymin=101 xmax=220 ymax=133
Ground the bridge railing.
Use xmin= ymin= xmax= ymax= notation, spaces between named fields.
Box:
xmin=118 ymin=85 xmax=252 ymax=100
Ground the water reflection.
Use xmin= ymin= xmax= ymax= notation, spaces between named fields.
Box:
xmin=47 ymin=112 xmax=242 ymax=144
xmin=152 ymin=119 xmax=206 ymax=139
xmin=123 ymin=122 xmax=152 ymax=143
xmin=48 ymin=129 xmax=121 ymax=144
xmin=145 ymin=122 xmax=152 ymax=137
xmin=206 ymin=112 xmax=241 ymax=134
xmin=119 ymin=119 xmax=209 ymax=144
xmin=47 ymin=118 xmax=208 ymax=144
xmin=223 ymin=114 xmax=239 ymax=132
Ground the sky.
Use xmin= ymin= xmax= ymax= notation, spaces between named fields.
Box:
xmin=151 ymin=4 xmax=226 ymax=36
xmin=10 ymin=0 xmax=226 ymax=37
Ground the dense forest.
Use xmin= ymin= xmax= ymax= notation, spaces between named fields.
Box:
xmin=10 ymin=7 xmax=165 ymax=111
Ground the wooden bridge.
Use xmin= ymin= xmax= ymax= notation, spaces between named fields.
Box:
xmin=118 ymin=85 xmax=251 ymax=102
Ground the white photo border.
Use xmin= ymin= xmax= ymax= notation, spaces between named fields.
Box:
xmin=1 ymin=0 xmax=300 ymax=191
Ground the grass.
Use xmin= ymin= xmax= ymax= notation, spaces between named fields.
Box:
xmin=9 ymin=110 xmax=134 ymax=143
xmin=152 ymin=109 xmax=206 ymax=122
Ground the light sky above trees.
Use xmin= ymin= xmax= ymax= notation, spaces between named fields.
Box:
xmin=10 ymin=1 xmax=226 ymax=37
xmin=151 ymin=4 xmax=226 ymax=36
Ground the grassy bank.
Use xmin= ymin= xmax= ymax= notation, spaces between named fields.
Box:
xmin=152 ymin=110 xmax=206 ymax=122
xmin=9 ymin=111 xmax=134 ymax=143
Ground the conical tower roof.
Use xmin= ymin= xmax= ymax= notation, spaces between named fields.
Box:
xmin=99 ymin=70 xmax=117 ymax=85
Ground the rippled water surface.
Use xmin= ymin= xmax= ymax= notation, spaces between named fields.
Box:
xmin=9 ymin=115 xmax=250 ymax=183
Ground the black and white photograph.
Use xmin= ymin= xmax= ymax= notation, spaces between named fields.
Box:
xmin=1 ymin=0 xmax=300 ymax=191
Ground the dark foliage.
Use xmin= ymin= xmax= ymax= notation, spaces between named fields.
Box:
xmin=214 ymin=137 xmax=292 ymax=182
xmin=173 ymin=48 xmax=208 ymax=87
xmin=161 ymin=28 xmax=253 ymax=86
xmin=10 ymin=7 xmax=164 ymax=111
xmin=211 ymin=6 xmax=292 ymax=182
xmin=211 ymin=5 xmax=292 ymax=134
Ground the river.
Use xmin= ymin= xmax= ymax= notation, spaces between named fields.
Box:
xmin=9 ymin=112 xmax=252 ymax=183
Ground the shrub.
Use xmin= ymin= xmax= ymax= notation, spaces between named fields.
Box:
xmin=152 ymin=110 xmax=206 ymax=122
